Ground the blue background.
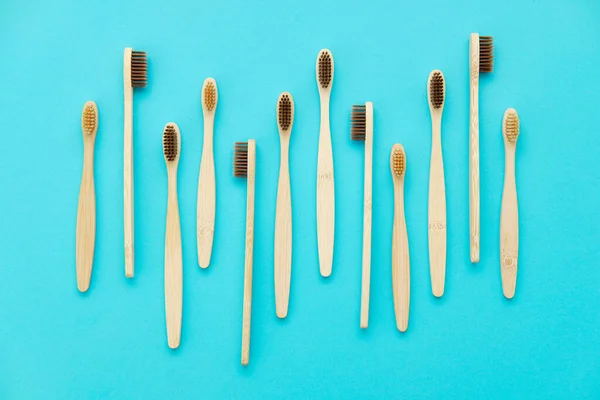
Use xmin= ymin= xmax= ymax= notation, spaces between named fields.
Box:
xmin=0 ymin=0 xmax=599 ymax=398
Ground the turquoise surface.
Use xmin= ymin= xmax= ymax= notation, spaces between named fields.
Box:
xmin=0 ymin=0 xmax=599 ymax=398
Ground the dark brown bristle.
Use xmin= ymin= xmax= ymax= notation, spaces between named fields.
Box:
xmin=479 ymin=36 xmax=494 ymax=73
xmin=350 ymin=104 xmax=366 ymax=141
xmin=429 ymin=72 xmax=444 ymax=109
xmin=131 ymin=50 xmax=148 ymax=88
xmin=233 ymin=142 xmax=249 ymax=177
xmin=317 ymin=50 xmax=332 ymax=89
xmin=278 ymin=94 xmax=292 ymax=131
xmin=163 ymin=125 xmax=178 ymax=162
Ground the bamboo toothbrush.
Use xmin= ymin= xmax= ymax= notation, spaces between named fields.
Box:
xmin=390 ymin=144 xmax=410 ymax=332
xmin=197 ymin=78 xmax=218 ymax=268
xmin=469 ymin=34 xmax=494 ymax=263
xmin=350 ymin=102 xmax=373 ymax=328
xmin=427 ymin=70 xmax=447 ymax=297
xmin=234 ymin=140 xmax=256 ymax=365
xmin=123 ymin=48 xmax=147 ymax=278
xmin=76 ymin=101 xmax=98 ymax=292
xmin=162 ymin=123 xmax=183 ymax=349
xmin=274 ymin=92 xmax=294 ymax=318
xmin=500 ymin=109 xmax=520 ymax=299
xmin=316 ymin=49 xmax=335 ymax=277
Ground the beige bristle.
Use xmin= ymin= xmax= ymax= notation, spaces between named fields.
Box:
xmin=233 ymin=142 xmax=249 ymax=178
xmin=503 ymin=109 xmax=520 ymax=143
xmin=317 ymin=50 xmax=333 ymax=89
xmin=163 ymin=124 xmax=178 ymax=162
xmin=350 ymin=104 xmax=366 ymax=141
xmin=391 ymin=146 xmax=406 ymax=178
xmin=277 ymin=93 xmax=293 ymax=132
xmin=131 ymin=50 xmax=148 ymax=88
xmin=81 ymin=101 xmax=97 ymax=135
xmin=429 ymin=71 xmax=445 ymax=109
xmin=203 ymin=79 xmax=217 ymax=111
xmin=479 ymin=36 xmax=494 ymax=73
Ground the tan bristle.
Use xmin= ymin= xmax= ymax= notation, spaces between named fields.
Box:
xmin=504 ymin=110 xmax=520 ymax=143
xmin=131 ymin=50 xmax=148 ymax=88
xmin=317 ymin=50 xmax=333 ymax=89
xmin=82 ymin=102 xmax=97 ymax=135
xmin=278 ymin=94 xmax=292 ymax=131
xmin=429 ymin=71 xmax=444 ymax=109
xmin=479 ymin=36 xmax=494 ymax=73
xmin=233 ymin=142 xmax=249 ymax=177
xmin=392 ymin=147 xmax=405 ymax=177
xmin=203 ymin=79 xmax=217 ymax=111
xmin=163 ymin=124 xmax=178 ymax=162
xmin=350 ymin=104 xmax=366 ymax=141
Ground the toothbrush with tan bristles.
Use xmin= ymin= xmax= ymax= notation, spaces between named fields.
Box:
xmin=390 ymin=144 xmax=410 ymax=332
xmin=469 ymin=34 xmax=494 ymax=263
xmin=350 ymin=102 xmax=373 ymax=328
xmin=197 ymin=78 xmax=218 ymax=269
xmin=316 ymin=49 xmax=335 ymax=277
xmin=163 ymin=123 xmax=183 ymax=349
xmin=427 ymin=70 xmax=447 ymax=297
xmin=234 ymin=140 xmax=256 ymax=365
xmin=500 ymin=109 xmax=520 ymax=299
xmin=274 ymin=92 xmax=294 ymax=318
xmin=123 ymin=47 xmax=147 ymax=278
xmin=76 ymin=101 xmax=98 ymax=292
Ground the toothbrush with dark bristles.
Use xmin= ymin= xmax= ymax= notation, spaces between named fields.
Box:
xmin=469 ymin=34 xmax=494 ymax=263
xmin=123 ymin=47 xmax=147 ymax=278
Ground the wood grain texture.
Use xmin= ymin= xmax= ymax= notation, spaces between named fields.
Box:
xmin=391 ymin=145 xmax=410 ymax=332
xmin=76 ymin=101 xmax=97 ymax=293
xmin=469 ymin=33 xmax=481 ymax=263
xmin=241 ymin=140 xmax=256 ymax=366
xmin=427 ymin=71 xmax=447 ymax=298
xmin=359 ymin=102 xmax=373 ymax=329
xmin=500 ymin=109 xmax=520 ymax=299
xmin=123 ymin=47 xmax=135 ymax=277
xmin=316 ymin=51 xmax=335 ymax=277
xmin=197 ymin=78 xmax=218 ymax=269
xmin=274 ymin=92 xmax=294 ymax=319
xmin=164 ymin=123 xmax=182 ymax=349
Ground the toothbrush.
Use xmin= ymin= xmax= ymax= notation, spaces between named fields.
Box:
xmin=274 ymin=92 xmax=294 ymax=318
xmin=390 ymin=144 xmax=410 ymax=332
xmin=469 ymin=34 xmax=494 ymax=263
xmin=123 ymin=48 xmax=147 ymax=278
xmin=76 ymin=101 xmax=98 ymax=292
xmin=427 ymin=70 xmax=447 ymax=297
xmin=316 ymin=49 xmax=335 ymax=277
xmin=197 ymin=78 xmax=218 ymax=268
xmin=162 ymin=123 xmax=183 ymax=349
xmin=500 ymin=109 xmax=520 ymax=299
xmin=350 ymin=102 xmax=373 ymax=328
xmin=234 ymin=140 xmax=256 ymax=365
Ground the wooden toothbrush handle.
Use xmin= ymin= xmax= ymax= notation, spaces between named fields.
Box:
xmin=274 ymin=140 xmax=292 ymax=318
xmin=197 ymin=120 xmax=216 ymax=269
xmin=317 ymin=99 xmax=335 ymax=277
xmin=165 ymin=171 xmax=182 ymax=349
xmin=360 ymin=103 xmax=373 ymax=329
xmin=76 ymin=143 xmax=96 ymax=292
xmin=500 ymin=149 xmax=519 ymax=299
xmin=428 ymin=117 xmax=447 ymax=297
xmin=469 ymin=74 xmax=480 ymax=263
xmin=124 ymin=85 xmax=135 ymax=277
xmin=392 ymin=187 xmax=410 ymax=332
xmin=241 ymin=140 xmax=256 ymax=366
